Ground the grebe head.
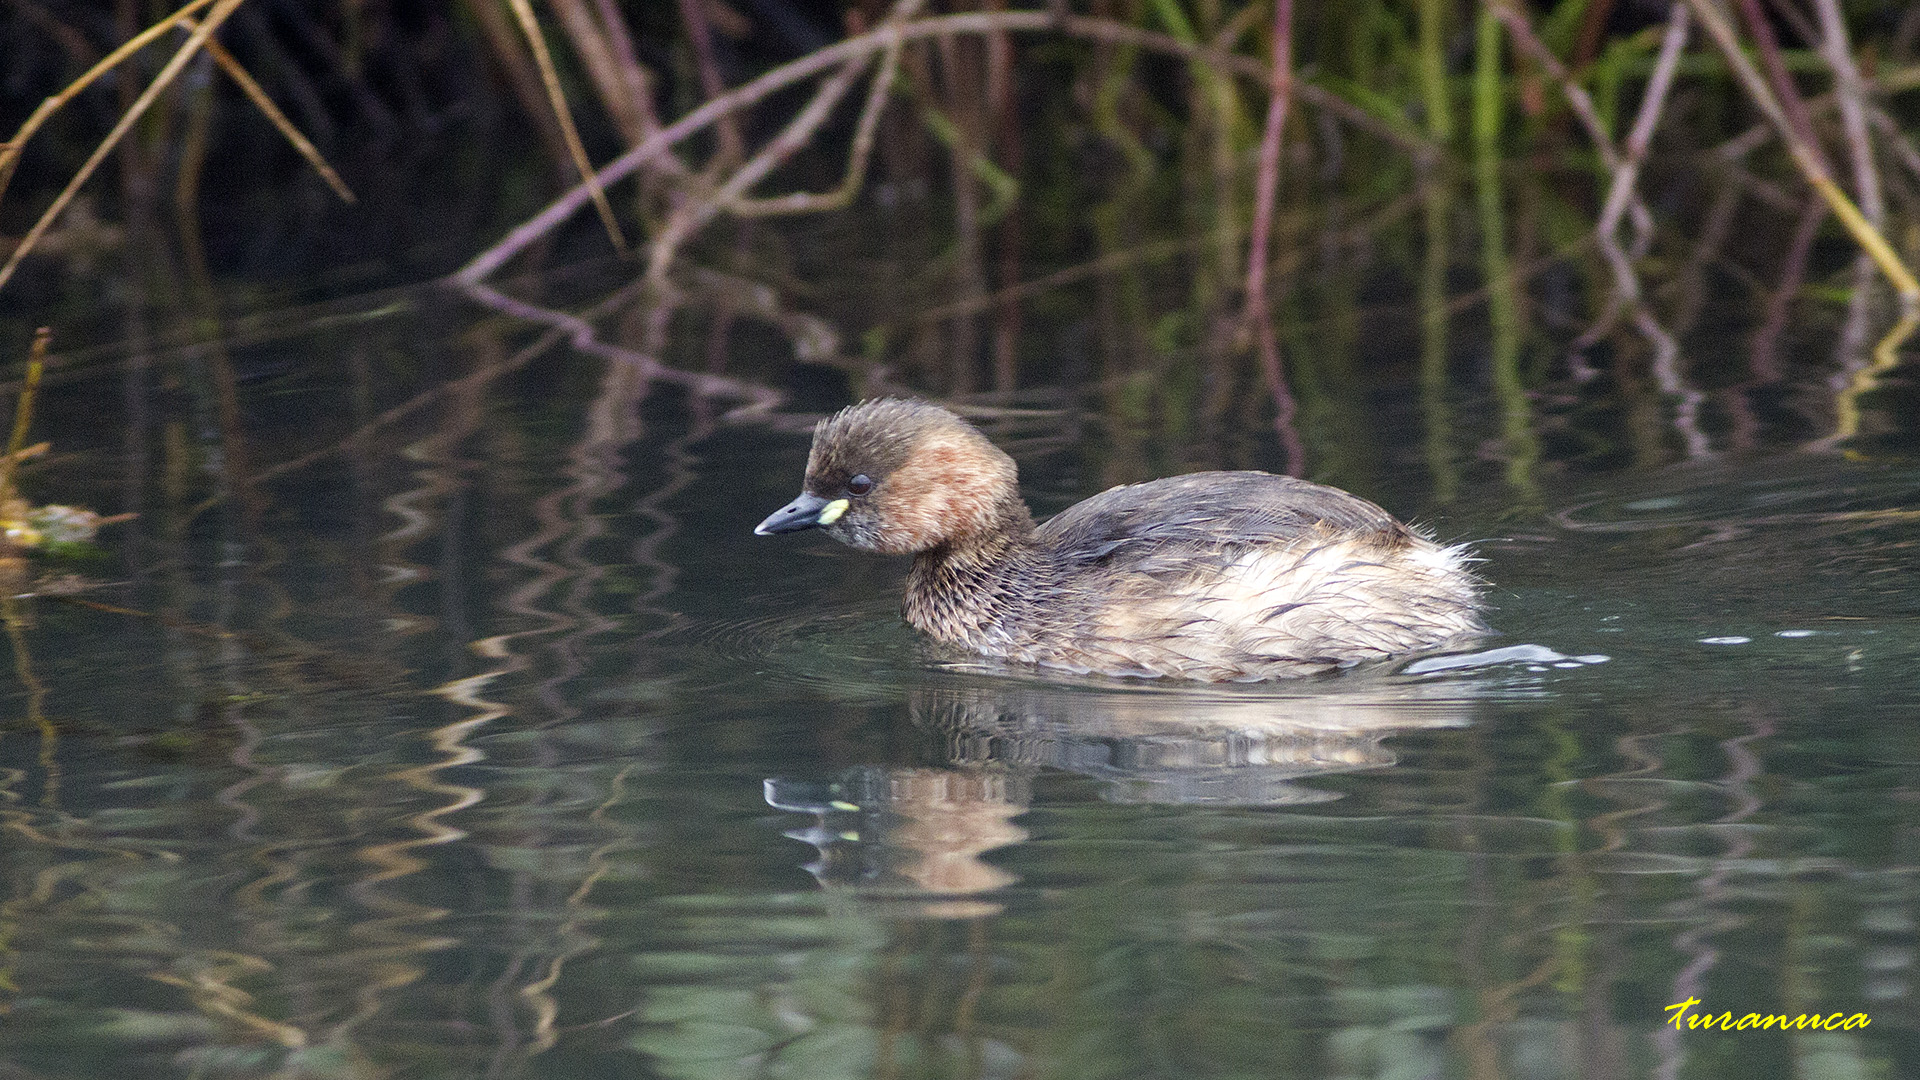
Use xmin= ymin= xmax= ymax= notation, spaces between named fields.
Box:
xmin=755 ymin=399 xmax=1024 ymax=554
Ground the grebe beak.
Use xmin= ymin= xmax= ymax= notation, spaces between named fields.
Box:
xmin=755 ymin=493 xmax=848 ymax=535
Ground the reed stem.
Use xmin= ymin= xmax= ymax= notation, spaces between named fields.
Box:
xmin=0 ymin=329 xmax=48 ymax=508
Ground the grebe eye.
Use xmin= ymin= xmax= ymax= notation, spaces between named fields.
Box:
xmin=846 ymin=474 xmax=874 ymax=497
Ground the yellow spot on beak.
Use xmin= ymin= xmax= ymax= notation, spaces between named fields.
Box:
xmin=817 ymin=498 xmax=850 ymax=525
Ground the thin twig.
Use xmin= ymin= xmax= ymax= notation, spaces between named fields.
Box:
xmin=1575 ymin=4 xmax=1688 ymax=357
xmin=0 ymin=328 xmax=48 ymax=507
xmin=1712 ymin=66 xmax=1920 ymax=165
xmin=643 ymin=51 xmax=873 ymax=282
xmin=991 ymin=0 xmax=1025 ymax=392
xmin=591 ymin=0 xmax=661 ymax=137
xmin=1719 ymin=184 xmax=1787 ymax=449
xmin=1810 ymin=0 xmax=1884 ymax=227
xmin=1484 ymin=0 xmax=1654 ymax=245
xmin=1244 ymin=0 xmax=1304 ymax=475
xmin=257 ymin=275 xmax=797 ymax=496
xmin=504 ymin=0 xmax=628 ymax=253
xmin=917 ymin=229 xmax=1219 ymax=324
xmin=0 ymin=0 xmax=248 ymax=294
xmin=1243 ymin=0 xmax=1295 ymax=332
xmin=459 ymin=0 xmax=572 ymax=163
xmin=180 ymin=16 xmax=355 ymax=204
xmin=1686 ymin=0 xmax=1920 ymax=444
xmin=451 ymin=10 xmax=1435 ymax=287
xmin=936 ymin=26 xmax=987 ymax=394
xmin=459 ymin=280 xmax=782 ymax=421
xmin=913 ymin=187 xmax=1426 ymax=328
xmin=1730 ymin=0 xmax=1828 ymax=173
xmin=0 ymin=0 xmax=221 ymax=203
xmin=1682 ymin=0 xmax=1920 ymax=313
xmin=676 ymin=0 xmax=743 ymax=164
xmin=1615 ymin=8 xmax=1689 ymax=232
xmin=1866 ymin=107 xmax=1920 ymax=189
xmin=1749 ymin=195 xmax=1825 ymax=386
xmin=1665 ymin=173 xmax=1742 ymax=339
xmin=728 ymin=0 xmax=920 ymax=218
xmin=548 ymin=0 xmax=654 ymax=147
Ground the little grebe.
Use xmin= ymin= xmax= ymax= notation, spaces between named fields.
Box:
xmin=755 ymin=399 xmax=1485 ymax=681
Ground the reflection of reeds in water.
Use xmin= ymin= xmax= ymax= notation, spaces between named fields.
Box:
xmin=457 ymin=301 xmax=682 ymax=1061
xmin=773 ymin=766 xmax=1029 ymax=920
xmin=316 ymin=318 xmax=504 ymax=1063
xmin=0 ymin=273 xmax=724 ymax=1074
xmin=1650 ymin=710 xmax=1771 ymax=1080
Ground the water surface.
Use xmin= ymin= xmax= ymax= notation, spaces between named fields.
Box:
xmin=0 ymin=287 xmax=1916 ymax=1080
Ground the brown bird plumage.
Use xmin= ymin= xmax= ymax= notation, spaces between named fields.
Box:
xmin=756 ymin=399 xmax=1487 ymax=681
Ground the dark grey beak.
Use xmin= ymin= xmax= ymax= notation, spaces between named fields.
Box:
xmin=755 ymin=492 xmax=835 ymax=536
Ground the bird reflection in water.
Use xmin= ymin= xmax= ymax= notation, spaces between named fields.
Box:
xmin=768 ymin=675 xmax=1481 ymax=915
xmin=768 ymin=766 xmax=1028 ymax=919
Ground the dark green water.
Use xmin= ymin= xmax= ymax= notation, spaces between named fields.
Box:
xmin=0 ymin=284 xmax=1916 ymax=1080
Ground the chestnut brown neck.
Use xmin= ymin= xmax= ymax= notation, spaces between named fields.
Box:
xmin=903 ymin=493 xmax=1042 ymax=647
xmin=927 ymin=490 xmax=1037 ymax=564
